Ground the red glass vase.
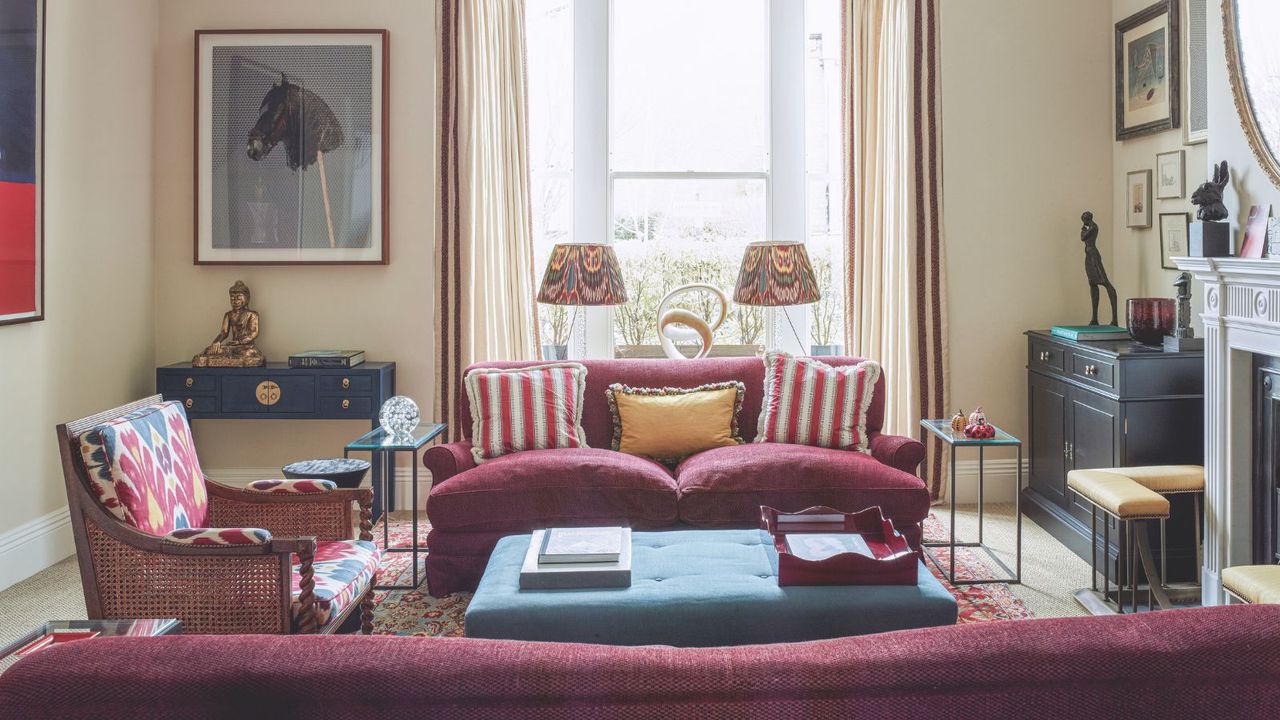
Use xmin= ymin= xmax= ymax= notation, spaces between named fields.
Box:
xmin=1126 ymin=298 xmax=1174 ymax=345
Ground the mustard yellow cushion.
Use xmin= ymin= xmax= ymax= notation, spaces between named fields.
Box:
xmin=1222 ymin=565 xmax=1280 ymax=604
xmin=1067 ymin=469 xmax=1170 ymax=519
xmin=606 ymin=382 xmax=745 ymax=463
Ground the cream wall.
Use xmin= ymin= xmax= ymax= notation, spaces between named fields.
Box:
xmin=1110 ymin=0 xmax=1209 ymax=309
xmin=152 ymin=1 xmax=436 ymax=477
xmin=0 ymin=0 xmax=158 ymax=584
xmin=941 ymin=0 xmax=1115 ymax=446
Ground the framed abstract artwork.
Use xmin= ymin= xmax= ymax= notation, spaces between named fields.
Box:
xmin=1127 ymin=170 xmax=1152 ymax=228
xmin=195 ymin=30 xmax=389 ymax=265
xmin=1156 ymin=149 xmax=1185 ymax=199
xmin=0 ymin=0 xmax=44 ymax=325
xmin=1159 ymin=212 xmax=1189 ymax=269
xmin=1115 ymin=1 xmax=1180 ymax=140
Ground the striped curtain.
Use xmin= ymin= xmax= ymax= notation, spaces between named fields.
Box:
xmin=436 ymin=0 xmax=542 ymax=439
xmin=842 ymin=0 xmax=950 ymax=500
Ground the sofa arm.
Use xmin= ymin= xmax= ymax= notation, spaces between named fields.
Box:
xmin=423 ymin=441 xmax=476 ymax=488
xmin=868 ymin=432 xmax=926 ymax=475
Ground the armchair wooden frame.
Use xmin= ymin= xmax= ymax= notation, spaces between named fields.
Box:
xmin=56 ymin=395 xmax=377 ymax=635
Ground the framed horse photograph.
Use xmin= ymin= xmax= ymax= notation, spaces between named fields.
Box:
xmin=194 ymin=30 xmax=388 ymax=265
xmin=0 ymin=0 xmax=45 ymax=325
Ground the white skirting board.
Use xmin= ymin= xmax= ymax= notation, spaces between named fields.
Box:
xmin=0 ymin=506 xmax=74 ymax=593
xmin=942 ymin=458 xmax=1029 ymax=506
xmin=205 ymin=467 xmax=433 ymax=510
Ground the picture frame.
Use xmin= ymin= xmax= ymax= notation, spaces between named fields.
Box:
xmin=1159 ymin=212 xmax=1190 ymax=269
xmin=1181 ymin=0 xmax=1208 ymax=144
xmin=1156 ymin=149 xmax=1185 ymax=199
xmin=194 ymin=30 xmax=389 ymax=265
xmin=0 ymin=0 xmax=45 ymax=326
xmin=1115 ymin=1 xmax=1180 ymax=141
xmin=1127 ymin=170 xmax=1153 ymax=228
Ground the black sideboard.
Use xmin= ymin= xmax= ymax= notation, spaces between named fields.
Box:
xmin=1023 ymin=331 xmax=1203 ymax=584
xmin=156 ymin=361 xmax=398 ymax=517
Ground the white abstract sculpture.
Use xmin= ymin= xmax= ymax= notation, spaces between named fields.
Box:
xmin=656 ymin=284 xmax=728 ymax=360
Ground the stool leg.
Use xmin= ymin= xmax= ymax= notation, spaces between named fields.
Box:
xmin=1103 ymin=517 xmax=1111 ymax=610
xmin=1193 ymin=493 xmax=1203 ymax=580
xmin=1160 ymin=517 xmax=1167 ymax=587
xmin=1128 ymin=520 xmax=1137 ymax=613
xmin=1090 ymin=503 xmax=1098 ymax=592
xmin=1136 ymin=522 xmax=1174 ymax=610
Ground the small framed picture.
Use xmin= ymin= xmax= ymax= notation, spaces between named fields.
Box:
xmin=1115 ymin=1 xmax=1180 ymax=140
xmin=1127 ymin=170 xmax=1153 ymax=228
xmin=1159 ymin=212 xmax=1189 ymax=269
xmin=1156 ymin=149 xmax=1185 ymax=199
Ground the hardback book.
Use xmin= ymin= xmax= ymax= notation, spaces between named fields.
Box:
xmin=777 ymin=513 xmax=846 ymax=524
xmin=1050 ymin=325 xmax=1129 ymax=342
xmin=521 ymin=529 xmax=632 ymax=589
xmin=287 ymin=350 xmax=366 ymax=369
xmin=783 ymin=533 xmax=873 ymax=562
xmin=538 ymin=526 xmax=625 ymax=564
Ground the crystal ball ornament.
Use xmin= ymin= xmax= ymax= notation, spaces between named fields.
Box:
xmin=379 ymin=396 xmax=420 ymax=437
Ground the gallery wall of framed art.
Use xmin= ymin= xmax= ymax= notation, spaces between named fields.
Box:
xmin=0 ymin=0 xmax=44 ymax=325
xmin=1115 ymin=1 xmax=1179 ymax=141
xmin=194 ymin=29 xmax=389 ymax=265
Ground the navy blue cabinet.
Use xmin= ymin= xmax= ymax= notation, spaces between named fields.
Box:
xmin=156 ymin=361 xmax=398 ymax=516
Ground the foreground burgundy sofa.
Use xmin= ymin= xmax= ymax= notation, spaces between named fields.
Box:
xmin=2 ymin=605 xmax=1277 ymax=719
xmin=423 ymin=357 xmax=929 ymax=595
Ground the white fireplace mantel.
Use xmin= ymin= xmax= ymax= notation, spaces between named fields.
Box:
xmin=1175 ymin=256 xmax=1280 ymax=604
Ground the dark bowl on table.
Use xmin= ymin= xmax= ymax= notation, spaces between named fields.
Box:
xmin=282 ymin=458 xmax=370 ymax=489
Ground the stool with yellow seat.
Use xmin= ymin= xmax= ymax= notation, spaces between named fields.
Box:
xmin=1222 ymin=565 xmax=1280 ymax=604
xmin=1099 ymin=465 xmax=1205 ymax=584
xmin=1068 ymin=468 xmax=1187 ymax=614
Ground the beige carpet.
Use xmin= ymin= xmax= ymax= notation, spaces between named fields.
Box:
xmin=0 ymin=504 xmax=1086 ymax=658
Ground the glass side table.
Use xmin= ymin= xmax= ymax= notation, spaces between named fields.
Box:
xmin=1 ymin=619 xmax=181 ymax=672
xmin=919 ymin=418 xmax=1022 ymax=585
xmin=346 ymin=423 xmax=447 ymax=590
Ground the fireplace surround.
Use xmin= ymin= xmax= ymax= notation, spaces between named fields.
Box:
xmin=1176 ymin=257 xmax=1280 ymax=604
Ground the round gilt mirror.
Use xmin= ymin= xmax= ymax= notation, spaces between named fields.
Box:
xmin=1224 ymin=0 xmax=1280 ymax=187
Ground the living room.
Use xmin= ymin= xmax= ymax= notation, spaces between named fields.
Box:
xmin=0 ymin=0 xmax=1277 ymax=716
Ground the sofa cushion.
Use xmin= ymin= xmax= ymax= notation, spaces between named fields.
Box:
xmin=675 ymin=443 xmax=931 ymax=530
xmin=77 ymin=401 xmax=209 ymax=536
xmin=291 ymin=539 xmax=379 ymax=631
xmin=606 ymin=381 xmax=745 ymax=464
xmin=757 ymin=352 xmax=880 ymax=452
xmin=464 ymin=363 xmax=589 ymax=463
xmin=428 ymin=449 xmax=679 ymax=531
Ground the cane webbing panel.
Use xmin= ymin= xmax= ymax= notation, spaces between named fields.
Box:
xmin=85 ymin=519 xmax=288 ymax=634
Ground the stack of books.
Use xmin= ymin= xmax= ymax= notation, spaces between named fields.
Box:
xmin=519 ymin=527 xmax=632 ymax=589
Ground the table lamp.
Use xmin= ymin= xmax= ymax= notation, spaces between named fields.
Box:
xmin=733 ymin=240 xmax=821 ymax=349
xmin=537 ymin=243 xmax=629 ymax=355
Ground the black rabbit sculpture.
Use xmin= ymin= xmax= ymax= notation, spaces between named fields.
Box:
xmin=1191 ymin=160 xmax=1230 ymax=222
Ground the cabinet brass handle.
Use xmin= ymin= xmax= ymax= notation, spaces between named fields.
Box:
xmin=185 ymin=377 xmax=194 ymax=388
xmin=1084 ymin=364 xmax=1098 ymax=376
xmin=184 ymin=398 xmax=193 ymax=409
xmin=255 ymin=380 xmax=281 ymax=406
xmin=342 ymin=377 xmax=351 ymax=389
xmin=1038 ymin=351 xmax=1050 ymax=362
xmin=341 ymin=399 xmax=350 ymax=410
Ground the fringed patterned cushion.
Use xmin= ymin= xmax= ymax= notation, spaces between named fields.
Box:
xmin=162 ymin=527 xmax=272 ymax=546
xmin=291 ymin=540 xmax=380 ymax=630
xmin=78 ymin=401 xmax=209 ymax=535
xmin=756 ymin=352 xmax=881 ymax=452
xmin=464 ymin=363 xmax=589 ymax=463
xmin=246 ymin=479 xmax=337 ymax=494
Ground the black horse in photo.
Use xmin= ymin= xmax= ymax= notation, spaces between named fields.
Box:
xmin=247 ymin=74 xmax=345 ymax=247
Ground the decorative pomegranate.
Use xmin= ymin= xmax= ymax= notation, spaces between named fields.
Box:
xmin=950 ymin=410 xmax=967 ymax=432
xmin=964 ymin=406 xmax=996 ymax=439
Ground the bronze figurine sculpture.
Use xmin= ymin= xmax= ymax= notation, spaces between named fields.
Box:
xmin=192 ymin=280 xmax=265 ymax=367
xmin=1080 ymin=211 xmax=1118 ymax=327
xmin=1163 ymin=271 xmax=1204 ymax=351
xmin=1191 ymin=160 xmax=1230 ymax=222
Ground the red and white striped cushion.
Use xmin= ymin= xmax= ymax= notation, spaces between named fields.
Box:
xmin=756 ymin=352 xmax=881 ymax=452
xmin=464 ymin=363 xmax=589 ymax=463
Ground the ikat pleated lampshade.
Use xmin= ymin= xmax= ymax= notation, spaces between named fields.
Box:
xmin=733 ymin=241 xmax=821 ymax=306
xmin=537 ymin=243 xmax=629 ymax=306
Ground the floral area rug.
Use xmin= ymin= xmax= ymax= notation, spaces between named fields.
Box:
xmin=369 ymin=513 xmax=1032 ymax=637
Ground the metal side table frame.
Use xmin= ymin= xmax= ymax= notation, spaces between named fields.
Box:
xmin=345 ymin=423 xmax=447 ymax=590
xmin=918 ymin=419 xmax=1022 ymax=585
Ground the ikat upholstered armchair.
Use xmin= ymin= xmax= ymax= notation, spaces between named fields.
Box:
xmin=56 ymin=395 xmax=379 ymax=634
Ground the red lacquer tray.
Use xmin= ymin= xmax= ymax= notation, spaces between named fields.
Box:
xmin=760 ymin=505 xmax=921 ymax=586
xmin=15 ymin=630 xmax=100 ymax=657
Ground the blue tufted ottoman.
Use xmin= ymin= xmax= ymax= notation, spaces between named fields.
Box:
xmin=464 ymin=529 xmax=957 ymax=646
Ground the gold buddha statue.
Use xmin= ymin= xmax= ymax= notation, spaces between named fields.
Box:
xmin=192 ymin=280 xmax=265 ymax=367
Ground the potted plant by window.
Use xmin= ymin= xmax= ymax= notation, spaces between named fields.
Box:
xmin=541 ymin=304 xmax=570 ymax=360
xmin=809 ymin=256 xmax=842 ymax=356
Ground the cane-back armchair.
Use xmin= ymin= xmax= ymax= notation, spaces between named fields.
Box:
xmin=56 ymin=395 xmax=378 ymax=634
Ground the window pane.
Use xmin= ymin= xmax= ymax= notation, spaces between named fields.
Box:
xmin=805 ymin=0 xmax=845 ymax=353
xmin=528 ymin=0 xmax=574 ymax=356
xmin=611 ymin=178 xmax=766 ymax=357
xmin=611 ymin=0 xmax=768 ymax=172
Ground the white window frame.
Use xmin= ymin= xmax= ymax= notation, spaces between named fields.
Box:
xmin=571 ymin=0 xmax=810 ymax=358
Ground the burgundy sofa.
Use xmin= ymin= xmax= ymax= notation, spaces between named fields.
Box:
xmin=423 ymin=357 xmax=929 ymax=596
xmin=2 ymin=605 xmax=1278 ymax=718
